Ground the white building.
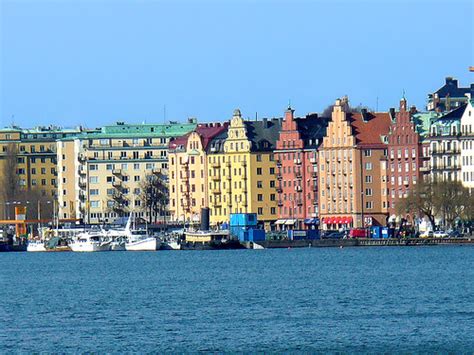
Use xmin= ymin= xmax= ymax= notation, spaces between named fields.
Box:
xmin=460 ymin=96 xmax=474 ymax=192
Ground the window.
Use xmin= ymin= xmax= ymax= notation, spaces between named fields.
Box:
xmin=364 ymin=149 xmax=372 ymax=157
xmin=106 ymin=164 xmax=114 ymax=170
xmin=257 ymin=194 xmax=263 ymax=201
xmin=257 ymin=181 xmax=263 ymax=188
xmin=257 ymin=207 xmax=263 ymax=215
xmin=89 ymin=176 xmax=98 ymax=184
xmin=90 ymin=201 xmax=99 ymax=208
xmin=257 ymin=167 xmax=262 ymax=175
xmin=365 ymin=162 xmax=372 ymax=170
xmin=134 ymin=163 xmax=140 ymax=170
xmin=270 ymin=180 xmax=275 ymax=188
xmin=365 ymin=188 xmax=373 ymax=196
xmin=90 ymin=189 xmax=99 ymax=195
xmin=365 ymin=175 xmax=372 ymax=183
xmin=90 ymin=164 xmax=98 ymax=171
xmin=365 ymin=201 xmax=373 ymax=209
xmin=256 ymin=154 xmax=262 ymax=162
xmin=107 ymin=189 xmax=114 ymax=195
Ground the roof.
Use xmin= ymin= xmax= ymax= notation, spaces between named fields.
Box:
xmin=431 ymin=77 xmax=473 ymax=98
xmin=435 ymin=103 xmax=467 ymax=122
xmin=206 ymin=128 xmax=228 ymax=154
xmin=295 ymin=114 xmax=330 ymax=148
xmin=347 ymin=111 xmax=391 ymax=147
xmin=169 ymin=123 xmax=228 ymax=151
xmin=412 ymin=111 xmax=442 ymax=137
xmin=244 ymin=118 xmax=282 ymax=152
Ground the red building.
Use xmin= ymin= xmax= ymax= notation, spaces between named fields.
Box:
xmin=274 ymin=105 xmax=329 ymax=230
xmin=386 ymin=98 xmax=424 ymax=219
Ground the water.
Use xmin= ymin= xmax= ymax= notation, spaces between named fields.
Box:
xmin=1 ymin=246 xmax=473 ymax=352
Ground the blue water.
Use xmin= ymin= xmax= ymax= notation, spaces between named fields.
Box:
xmin=1 ymin=246 xmax=473 ymax=352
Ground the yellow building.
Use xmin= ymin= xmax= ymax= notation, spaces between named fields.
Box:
xmin=57 ymin=121 xmax=196 ymax=224
xmin=168 ymin=123 xmax=228 ymax=224
xmin=208 ymin=109 xmax=281 ymax=230
xmin=0 ymin=126 xmax=83 ymax=218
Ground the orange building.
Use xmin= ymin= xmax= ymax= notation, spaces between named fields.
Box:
xmin=319 ymin=98 xmax=391 ymax=229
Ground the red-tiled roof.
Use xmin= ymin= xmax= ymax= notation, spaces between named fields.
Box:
xmin=169 ymin=123 xmax=228 ymax=150
xmin=348 ymin=112 xmax=391 ymax=147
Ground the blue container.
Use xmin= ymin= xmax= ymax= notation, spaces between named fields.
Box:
xmin=371 ymin=226 xmax=382 ymax=239
xmin=248 ymin=229 xmax=265 ymax=242
xmin=229 ymin=213 xmax=258 ymax=227
xmin=381 ymin=227 xmax=394 ymax=239
xmin=230 ymin=226 xmax=247 ymax=240
xmin=288 ymin=230 xmax=307 ymax=240
xmin=307 ymin=230 xmax=321 ymax=240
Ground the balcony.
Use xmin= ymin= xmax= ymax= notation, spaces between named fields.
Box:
xmin=112 ymin=181 xmax=123 ymax=188
xmin=112 ymin=169 xmax=122 ymax=176
xmin=276 ymin=173 xmax=282 ymax=180
xmin=311 ymin=171 xmax=317 ymax=178
xmin=79 ymin=192 xmax=86 ymax=201
xmin=310 ymin=157 xmax=317 ymax=164
xmin=210 ymin=174 xmax=221 ymax=181
xmin=180 ymin=173 xmax=189 ymax=180
xmin=226 ymin=161 xmax=231 ymax=168
xmin=213 ymin=200 xmax=222 ymax=207
xmin=211 ymin=188 xmax=221 ymax=194
xmin=276 ymin=160 xmax=282 ymax=167
xmin=78 ymin=180 xmax=86 ymax=189
xmin=152 ymin=168 xmax=161 ymax=175
xmin=294 ymin=158 xmax=302 ymax=165
xmin=78 ymin=154 xmax=86 ymax=162
xmin=420 ymin=166 xmax=430 ymax=172
xmin=78 ymin=168 xmax=86 ymax=176
xmin=277 ymin=186 xmax=283 ymax=193
xmin=112 ymin=192 xmax=125 ymax=201
xmin=210 ymin=161 xmax=221 ymax=168
xmin=296 ymin=199 xmax=303 ymax=206
xmin=312 ymin=185 xmax=318 ymax=192
xmin=295 ymin=172 xmax=302 ymax=179
xmin=242 ymin=160 xmax=247 ymax=167
xmin=295 ymin=185 xmax=302 ymax=192
xmin=278 ymin=200 xmax=283 ymax=206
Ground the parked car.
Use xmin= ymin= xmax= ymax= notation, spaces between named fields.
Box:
xmin=420 ymin=230 xmax=434 ymax=238
xmin=447 ymin=230 xmax=463 ymax=238
xmin=433 ymin=230 xmax=448 ymax=238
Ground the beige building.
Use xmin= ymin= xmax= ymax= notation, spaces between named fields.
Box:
xmin=168 ymin=123 xmax=228 ymax=223
xmin=57 ymin=121 xmax=196 ymax=224
xmin=319 ymin=98 xmax=391 ymax=229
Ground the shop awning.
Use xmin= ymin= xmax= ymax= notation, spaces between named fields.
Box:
xmin=323 ymin=217 xmax=333 ymax=224
xmin=341 ymin=216 xmax=353 ymax=224
xmin=285 ymin=219 xmax=297 ymax=225
xmin=304 ymin=218 xmax=320 ymax=225
xmin=333 ymin=217 xmax=342 ymax=224
xmin=275 ymin=219 xmax=286 ymax=225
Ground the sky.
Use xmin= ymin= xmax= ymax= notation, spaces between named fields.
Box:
xmin=0 ymin=0 xmax=473 ymax=129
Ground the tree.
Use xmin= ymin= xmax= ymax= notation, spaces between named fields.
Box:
xmin=139 ymin=172 xmax=169 ymax=223
xmin=397 ymin=179 xmax=472 ymax=230
xmin=321 ymin=97 xmax=373 ymax=117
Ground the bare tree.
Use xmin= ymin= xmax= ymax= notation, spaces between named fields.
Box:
xmin=139 ymin=173 xmax=169 ymax=223
xmin=397 ymin=180 xmax=437 ymax=230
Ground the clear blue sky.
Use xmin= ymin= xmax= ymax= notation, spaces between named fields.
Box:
xmin=1 ymin=0 xmax=472 ymax=128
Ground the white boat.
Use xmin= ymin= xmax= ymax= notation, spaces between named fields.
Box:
xmin=163 ymin=239 xmax=181 ymax=250
xmin=125 ymin=230 xmax=159 ymax=251
xmin=69 ymin=231 xmax=111 ymax=252
xmin=27 ymin=239 xmax=47 ymax=252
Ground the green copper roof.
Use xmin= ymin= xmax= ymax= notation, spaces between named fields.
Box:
xmin=100 ymin=122 xmax=197 ymax=137
xmin=412 ymin=111 xmax=442 ymax=137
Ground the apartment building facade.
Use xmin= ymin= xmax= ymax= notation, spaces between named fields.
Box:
xmin=460 ymin=97 xmax=474 ymax=192
xmin=57 ymin=121 xmax=196 ymax=223
xmin=207 ymin=109 xmax=281 ymax=230
xmin=274 ymin=106 xmax=329 ymax=230
xmin=319 ymin=98 xmax=391 ymax=229
xmin=386 ymin=98 xmax=424 ymax=216
xmin=168 ymin=123 xmax=228 ymax=223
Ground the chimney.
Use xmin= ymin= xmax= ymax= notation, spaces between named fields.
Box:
xmin=262 ymin=117 xmax=268 ymax=128
xmin=361 ymin=108 xmax=369 ymax=122
xmin=389 ymin=108 xmax=396 ymax=122
xmin=409 ymin=105 xmax=417 ymax=114
xmin=445 ymin=77 xmax=458 ymax=87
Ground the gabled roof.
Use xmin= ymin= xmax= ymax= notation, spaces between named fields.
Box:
xmin=347 ymin=111 xmax=391 ymax=147
xmin=244 ymin=118 xmax=282 ymax=152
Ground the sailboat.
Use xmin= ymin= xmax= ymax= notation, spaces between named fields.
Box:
xmin=124 ymin=214 xmax=159 ymax=251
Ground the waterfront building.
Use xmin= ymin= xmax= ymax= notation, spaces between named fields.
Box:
xmin=428 ymin=105 xmax=465 ymax=182
xmin=207 ymin=109 xmax=281 ymax=230
xmin=386 ymin=98 xmax=424 ymax=216
xmin=57 ymin=120 xmax=196 ymax=223
xmin=0 ymin=126 xmax=84 ymax=218
xmin=168 ymin=123 xmax=228 ymax=224
xmin=274 ymin=105 xmax=329 ymax=230
xmin=318 ymin=98 xmax=391 ymax=229
xmin=460 ymin=96 xmax=474 ymax=192
xmin=427 ymin=77 xmax=473 ymax=112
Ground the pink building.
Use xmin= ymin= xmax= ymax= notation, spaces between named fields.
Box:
xmin=274 ymin=106 xmax=329 ymax=230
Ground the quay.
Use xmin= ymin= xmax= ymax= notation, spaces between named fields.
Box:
xmin=254 ymin=237 xmax=474 ymax=249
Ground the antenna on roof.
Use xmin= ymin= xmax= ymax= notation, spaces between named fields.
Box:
xmin=402 ymin=89 xmax=406 ymax=100
xmin=255 ymin=112 xmax=258 ymax=121
xmin=376 ymin=97 xmax=379 ymax=112
xmin=288 ymin=99 xmax=292 ymax=110
xmin=163 ymin=105 xmax=167 ymax=124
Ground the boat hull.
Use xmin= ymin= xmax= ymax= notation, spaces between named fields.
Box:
xmin=125 ymin=238 xmax=158 ymax=251
xmin=69 ymin=242 xmax=110 ymax=252
xmin=27 ymin=242 xmax=47 ymax=252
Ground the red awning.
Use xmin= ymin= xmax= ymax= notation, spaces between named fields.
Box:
xmin=341 ymin=216 xmax=353 ymax=224
xmin=333 ymin=217 xmax=342 ymax=224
